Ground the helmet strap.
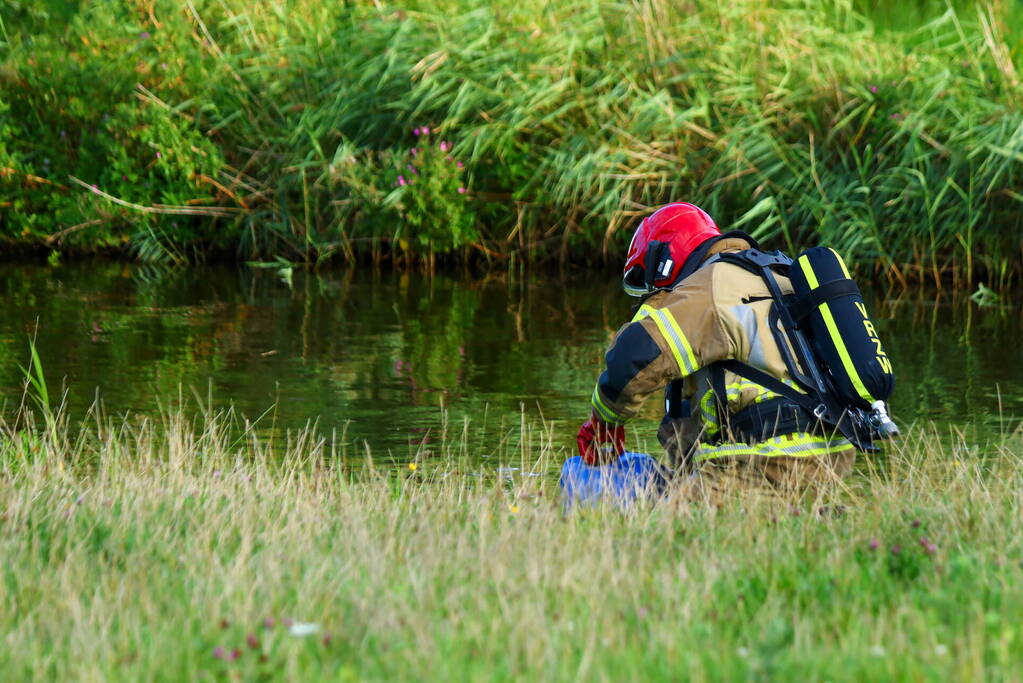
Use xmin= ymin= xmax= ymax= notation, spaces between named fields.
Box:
xmin=643 ymin=240 xmax=673 ymax=291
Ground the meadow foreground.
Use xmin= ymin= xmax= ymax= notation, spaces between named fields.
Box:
xmin=1 ymin=404 xmax=1021 ymax=681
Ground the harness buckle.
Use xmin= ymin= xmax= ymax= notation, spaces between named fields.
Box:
xmin=813 ymin=404 xmax=827 ymax=420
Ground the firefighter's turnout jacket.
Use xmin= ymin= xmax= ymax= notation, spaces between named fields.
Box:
xmin=591 ymin=237 xmax=855 ymax=477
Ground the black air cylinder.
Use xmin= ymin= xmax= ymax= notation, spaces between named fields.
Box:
xmin=787 ymin=247 xmax=894 ymax=409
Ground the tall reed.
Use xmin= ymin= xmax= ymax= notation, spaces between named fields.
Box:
xmin=2 ymin=0 xmax=1021 ymax=285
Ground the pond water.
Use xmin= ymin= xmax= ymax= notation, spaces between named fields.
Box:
xmin=0 ymin=262 xmax=1019 ymax=461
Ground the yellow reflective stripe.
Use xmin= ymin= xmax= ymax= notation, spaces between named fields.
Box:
xmin=664 ymin=313 xmax=698 ymax=373
xmin=591 ymin=385 xmax=624 ymax=425
xmin=630 ymin=304 xmax=658 ymax=323
xmin=797 ymin=255 xmax=874 ymax=404
xmin=649 ymin=311 xmax=686 ymax=373
xmin=650 ymin=309 xmax=698 ymax=375
xmin=699 ymin=379 xmax=796 ymax=421
xmin=700 ymin=378 xmax=799 ymax=435
xmin=700 ymin=390 xmax=719 ymax=431
xmin=696 ymin=443 xmax=841 ymax=461
xmin=695 ymin=433 xmax=851 ymax=462
xmin=828 ymin=248 xmax=852 ymax=278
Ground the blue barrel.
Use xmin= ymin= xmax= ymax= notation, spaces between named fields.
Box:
xmin=559 ymin=452 xmax=667 ymax=509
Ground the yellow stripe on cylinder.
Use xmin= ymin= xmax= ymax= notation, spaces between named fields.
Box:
xmin=797 ymin=255 xmax=874 ymax=404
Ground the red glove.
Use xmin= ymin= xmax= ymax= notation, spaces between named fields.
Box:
xmin=576 ymin=413 xmax=626 ymax=466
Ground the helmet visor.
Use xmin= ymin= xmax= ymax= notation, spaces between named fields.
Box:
xmin=622 ymin=265 xmax=648 ymax=297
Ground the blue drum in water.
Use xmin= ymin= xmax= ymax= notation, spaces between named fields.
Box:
xmin=559 ymin=452 xmax=667 ymax=509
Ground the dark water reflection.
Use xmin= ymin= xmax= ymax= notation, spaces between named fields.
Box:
xmin=0 ymin=262 xmax=1019 ymax=460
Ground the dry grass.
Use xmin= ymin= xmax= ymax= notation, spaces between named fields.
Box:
xmin=1 ymin=397 xmax=1022 ymax=680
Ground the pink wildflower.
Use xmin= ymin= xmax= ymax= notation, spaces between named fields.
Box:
xmin=439 ymin=141 xmax=450 ymax=152
xmin=421 ymin=127 xmax=430 ymax=135
xmin=413 ymin=128 xmax=420 ymax=136
xmin=457 ymin=187 xmax=466 ymax=194
xmin=397 ymin=175 xmax=407 ymax=186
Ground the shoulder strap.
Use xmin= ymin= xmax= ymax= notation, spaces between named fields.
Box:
xmin=672 ymin=231 xmax=761 ymax=284
xmin=715 ymin=248 xmax=793 ymax=275
xmin=632 ymin=232 xmax=762 ymax=312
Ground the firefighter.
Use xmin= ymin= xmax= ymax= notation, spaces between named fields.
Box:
xmin=576 ymin=202 xmax=856 ymax=502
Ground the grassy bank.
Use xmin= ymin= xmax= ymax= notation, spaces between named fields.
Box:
xmin=2 ymin=394 xmax=1023 ymax=680
xmin=1 ymin=0 xmax=1022 ymax=285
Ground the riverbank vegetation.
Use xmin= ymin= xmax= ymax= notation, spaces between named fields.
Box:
xmin=2 ymin=0 xmax=1022 ymax=286
xmin=1 ymin=388 xmax=1022 ymax=679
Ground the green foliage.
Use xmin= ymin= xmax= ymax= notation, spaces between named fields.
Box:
xmin=970 ymin=282 xmax=1001 ymax=307
xmin=0 ymin=3 xmax=227 ymax=260
xmin=1 ymin=0 xmax=1022 ymax=282
xmin=17 ymin=338 xmax=49 ymax=415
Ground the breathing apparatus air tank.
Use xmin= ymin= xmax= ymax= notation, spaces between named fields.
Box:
xmin=787 ymin=247 xmax=897 ymax=437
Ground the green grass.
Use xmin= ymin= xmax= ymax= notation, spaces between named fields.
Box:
xmin=1 ymin=393 xmax=1022 ymax=680
xmin=1 ymin=0 xmax=1022 ymax=284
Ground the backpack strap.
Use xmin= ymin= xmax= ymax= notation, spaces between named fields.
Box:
xmin=728 ymin=397 xmax=823 ymax=443
xmin=717 ymin=360 xmax=820 ymax=413
xmin=788 ymin=279 xmax=860 ymax=323
xmin=714 ymin=358 xmax=873 ymax=450
xmin=672 ymin=231 xmax=761 ymax=284
xmin=705 ymin=248 xmax=877 ymax=451
xmin=709 ymin=364 xmax=730 ymax=442
xmin=707 ymin=361 xmax=824 ymax=445
xmin=715 ymin=248 xmax=793 ymax=275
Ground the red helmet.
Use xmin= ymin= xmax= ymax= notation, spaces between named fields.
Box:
xmin=622 ymin=202 xmax=720 ymax=296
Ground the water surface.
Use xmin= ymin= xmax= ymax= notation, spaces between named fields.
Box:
xmin=0 ymin=262 xmax=1019 ymax=461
